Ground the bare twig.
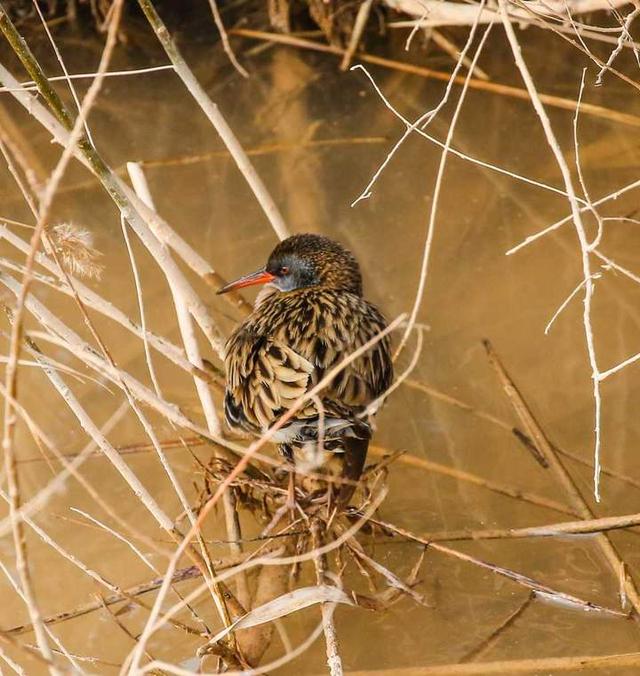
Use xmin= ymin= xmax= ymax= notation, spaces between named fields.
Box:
xmin=137 ymin=0 xmax=289 ymax=240
xmin=396 ymin=11 xmax=492 ymax=356
xmin=431 ymin=29 xmax=490 ymax=80
xmin=497 ymin=0 xmax=603 ymax=501
xmin=370 ymin=517 xmax=627 ymax=616
xmin=484 ymin=340 xmax=640 ymax=616
xmin=340 ymin=0 xmax=374 ymax=71
xmin=312 ymin=521 xmax=344 ymax=676
xmin=206 ymin=0 xmax=248 ymax=77
xmin=231 ymin=29 xmax=640 ymax=127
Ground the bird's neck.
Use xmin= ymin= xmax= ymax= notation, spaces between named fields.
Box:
xmin=254 ymin=284 xmax=280 ymax=309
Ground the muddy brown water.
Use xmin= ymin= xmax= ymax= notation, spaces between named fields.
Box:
xmin=1 ymin=9 xmax=640 ymax=675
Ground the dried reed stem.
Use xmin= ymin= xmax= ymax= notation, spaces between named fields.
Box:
xmin=206 ymin=0 xmax=248 ymax=77
xmin=368 ymin=446 xmax=576 ymax=516
xmin=231 ymin=29 xmax=640 ymax=127
xmin=396 ymin=11 xmax=492 ymax=356
xmin=312 ymin=521 xmax=344 ymax=676
xmin=340 ymin=0 xmax=373 ymax=71
xmin=0 ymin=60 xmax=227 ymax=357
xmin=0 ymin=1 xmax=126 ymax=668
xmin=417 ymin=510 xmax=640 ymax=542
xmin=137 ymin=0 xmax=289 ymax=241
xmin=385 ymin=0 xmax=631 ymax=28
xmin=497 ymin=0 xmax=603 ymax=500
xmin=126 ymin=162 xmax=245 ymax=634
xmin=0 ymin=226 xmax=219 ymax=383
xmin=371 ymin=517 xmax=626 ymax=616
xmin=484 ymin=341 xmax=640 ymax=616
xmin=431 ymin=29 xmax=490 ymax=80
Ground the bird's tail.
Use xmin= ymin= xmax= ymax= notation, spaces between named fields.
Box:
xmin=338 ymin=436 xmax=369 ymax=505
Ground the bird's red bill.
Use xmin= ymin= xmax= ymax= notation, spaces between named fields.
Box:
xmin=217 ymin=268 xmax=276 ymax=295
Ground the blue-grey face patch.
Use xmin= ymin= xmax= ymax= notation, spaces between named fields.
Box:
xmin=269 ymin=254 xmax=318 ymax=291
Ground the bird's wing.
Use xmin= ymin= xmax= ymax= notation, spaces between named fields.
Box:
xmin=224 ymin=329 xmax=315 ymax=433
xmin=288 ymin=295 xmax=393 ymax=411
xmin=224 ymin=292 xmax=393 ymax=434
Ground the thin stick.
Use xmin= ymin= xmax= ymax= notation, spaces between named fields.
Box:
xmin=431 ymin=29 xmax=490 ymax=80
xmin=231 ymin=29 xmax=640 ymax=128
xmin=596 ymin=5 xmax=640 ymax=84
xmin=0 ymin=64 xmax=174 ymax=92
xmin=371 ymin=517 xmax=626 ymax=616
xmin=206 ymin=0 xmax=248 ymax=77
xmin=5 ymin=564 xmax=211 ymax=635
xmin=498 ymin=0 xmax=603 ymax=499
xmin=368 ymin=445 xmax=577 ymax=517
xmin=340 ymin=0 xmax=373 ymax=71
xmin=506 ymin=177 xmax=640 ymax=255
xmin=415 ymin=510 xmax=640 ymax=542
xmin=0 ymin=645 xmax=26 ymax=675
xmin=396 ymin=12 xmax=492 ymax=356
xmin=544 ymin=272 xmax=602 ymax=335
xmin=30 ymin=0 xmax=93 ymax=145
xmin=126 ymin=162 xmax=243 ymax=631
xmin=126 ymin=163 xmax=221 ymax=436
xmin=311 ymin=521 xmax=344 ymax=676
xmin=483 ymin=340 xmax=640 ymax=616
xmin=572 ymin=68 xmax=604 ymax=251
xmin=119 ymin=208 xmax=162 ymax=396
xmin=137 ymin=0 xmax=289 ymax=241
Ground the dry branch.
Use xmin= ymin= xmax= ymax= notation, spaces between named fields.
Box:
xmin=416 ymin=511 xmax=640 ymax=542
xmin=384 ymin=0 xmax=632 ymax=27
xmin=137 ymin=0 xmax=289 ymax=241
xmin=231 ymin=29 xmax=640 ymax=128
xmin=484 ymin=341 xmax=640 ymax=616
xmin=370 ymin=517 xmax=628 ymax=617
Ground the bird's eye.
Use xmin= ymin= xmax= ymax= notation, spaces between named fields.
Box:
xmin=279 ymin=266 xmax=290 ymax=275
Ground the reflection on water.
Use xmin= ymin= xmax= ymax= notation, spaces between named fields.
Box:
xmin=1 ymin=7 xmax=640 ymax=673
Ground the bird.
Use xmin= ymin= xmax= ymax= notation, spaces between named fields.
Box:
xmin=217 ymin=233 xmax=393 ymax=505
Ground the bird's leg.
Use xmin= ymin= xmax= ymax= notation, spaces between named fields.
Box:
xmin=338 ymin=437 xmax=369 ymax=505
xmin=278 ymin=444 xmax=297 ymax=512
xmin=286 ymin=471 xmax=296 ymax=512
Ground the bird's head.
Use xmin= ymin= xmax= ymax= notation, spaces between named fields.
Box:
xmin=217 ymin=233 xmax=363 ymax=297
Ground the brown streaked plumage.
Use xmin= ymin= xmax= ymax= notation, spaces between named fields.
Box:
xmin=218 ymin=233 xmax=393 ymax=503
